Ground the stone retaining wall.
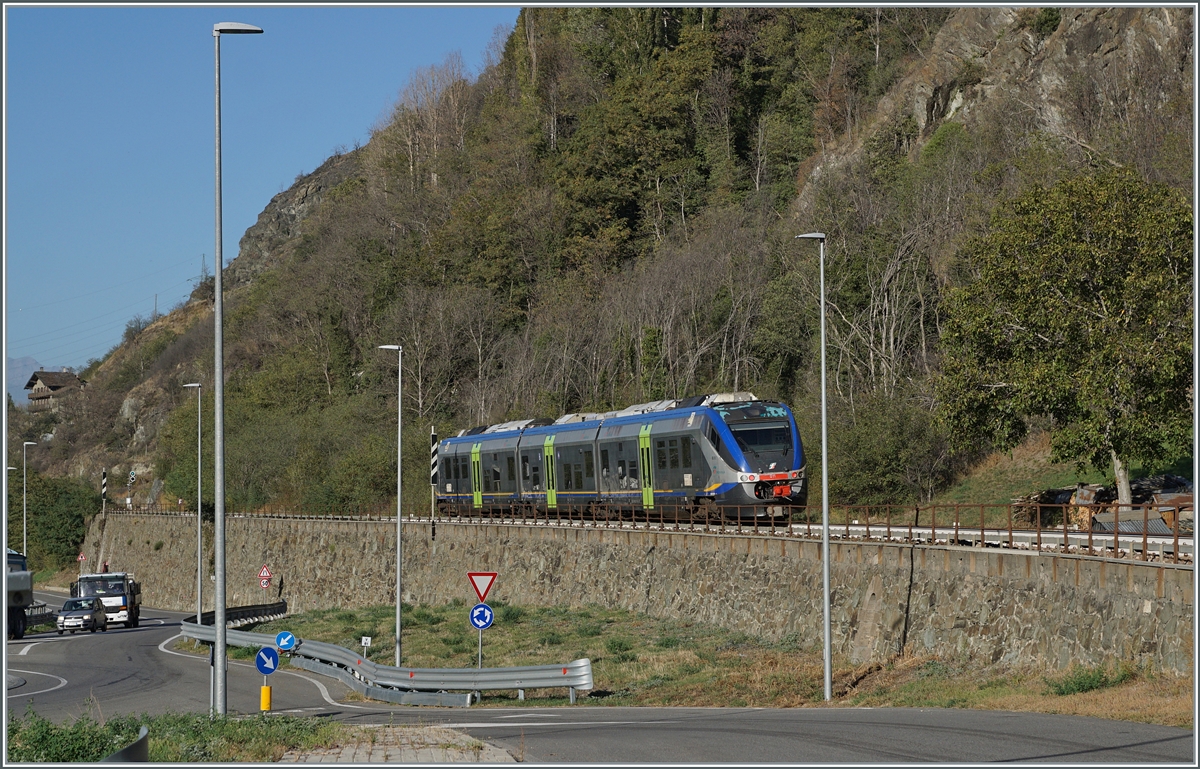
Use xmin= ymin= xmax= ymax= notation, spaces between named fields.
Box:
xmin=82 ymin=513 xmax=1193 ymax=673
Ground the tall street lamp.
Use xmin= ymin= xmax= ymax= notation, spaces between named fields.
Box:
xmin=379 ymin=345 xmax=403 ymax=666
xmin=6 ymin=467 xmax=15 ymax=556
xmin=183 ymin=381 xmax=209 ymax=716
xmin=183 ymin=383 xmax=203 ymax=626
xmin=795 ymin=232 xmax=831 ymax=702
xmin=213 ymin=19 xmax=262 ymax=716
xmin=22 ymin=442 xmax=37 ymax=557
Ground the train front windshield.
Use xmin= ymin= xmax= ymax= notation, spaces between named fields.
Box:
xmin=729 ymin=422 xmax=793 ymax=458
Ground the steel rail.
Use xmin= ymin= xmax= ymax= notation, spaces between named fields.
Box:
xmin=179 ymin=619 xmax=593 ymax=703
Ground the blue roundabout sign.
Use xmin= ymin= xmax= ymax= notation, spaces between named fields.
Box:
xmin=469 ymin=602 xmax=494 ymax=630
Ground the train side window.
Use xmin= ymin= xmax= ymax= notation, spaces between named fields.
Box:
xmin=507 ymin=456 xmax=516 ymax=482
xmin=584 ymin=450 xmax=594 ymax=478
xmin=601 ymin=449 xmax=610 ymax=475
xmin=682 ymin=439 xmax=692 ymax=468
xmin=452 ymin=459 xmax=460 ymax=481
xmin=574 ymin=466 xmax=584 ymax=489
xmin=629 ymin=460 xmax=639 ymax=481
xmin=522 ymin=455 xmax=530 ymax=480
xmin=491 ymin=464 xmax=501 ymax=491
xmin=709 ymin=428 xmax=722 ymax=453
xmin=668 ymin=438 xmax=679 ymax=469
xmin=617 ymin=459 xmax=626 ymax=479
xmin=532 ymin=465 xmax=541 ymax=488
xmin=443 ymin=460 xmax=451 ymax=482
xmin=562 ymin=463 xmax=574 ymax=490
xmin=656 ymin=440 xmax=667 ymax=470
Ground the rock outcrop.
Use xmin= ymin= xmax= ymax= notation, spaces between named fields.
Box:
xmin=226 ymin=148 xmax=364 ymax=289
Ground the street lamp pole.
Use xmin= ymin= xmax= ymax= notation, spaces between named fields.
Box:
xmin=22 ymin=442 xmax=36 ymax=557
xmin=379 ymin=345 xmax=403 ymax=666
xmin=213 ymin=20 xmax=262 ymax=716
xmin=6 ymin=467 xmax=16 ymax=557
xmin=796 ymin=232 xmax=831 ymax=702
xmin=183 ymin=384 xmax=202 ymax=625
xmin=183 ymin=381 xmax=207 ymax=716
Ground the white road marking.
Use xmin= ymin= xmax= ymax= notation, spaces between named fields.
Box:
xmin=16 ymin=643 xmax=38 ymax=656
xmin=6 ymin=669 xmax=68 ymax=698
xmin=439 ymin=720 xmax=678 ymax=728
xmin=155 ymin=634 xmax=370 ymax=710
xmin=277 ymin=670 xmax=372 ymax=710
xmin=495 ymin=713 xmax=563 ymax=718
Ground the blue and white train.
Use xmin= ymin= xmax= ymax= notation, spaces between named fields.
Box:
xmin=435 ymin=392 xmax=807 ymax=520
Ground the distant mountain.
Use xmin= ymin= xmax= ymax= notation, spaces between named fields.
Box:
xmin=6 ymin=356 xmax=40 ymax=404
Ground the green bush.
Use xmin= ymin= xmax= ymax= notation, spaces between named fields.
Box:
xmin=1045 ymin=664 xmax=1134 ymax=696
xmin=6 ymin=708 xmax=339 ymax=763
xmin=5 ymin=471 xmax=97 ymax=570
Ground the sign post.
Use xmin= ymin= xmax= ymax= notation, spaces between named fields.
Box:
xmin=467 ymin=572 xmax=498 ymax=674
xmin=430 ymin=428 xmax=438 ymax=537
xmin=255 ymin=647 xmax=279 ymax=712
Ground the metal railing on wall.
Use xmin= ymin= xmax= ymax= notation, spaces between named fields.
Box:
xmin=100 ymin=502 xmax=1192 ymax=565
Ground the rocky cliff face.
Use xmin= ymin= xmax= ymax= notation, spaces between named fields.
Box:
xmin=802 ymin=6 xmax=1192 ymax=197
xmin=225 ymin=148 xmax=364 ymax=289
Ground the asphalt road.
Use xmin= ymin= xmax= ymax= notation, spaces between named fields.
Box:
xmin=6 ymin=589 xmax=356 ymax=722
xmin=7 ymin=590 xmax=1194 ymax=763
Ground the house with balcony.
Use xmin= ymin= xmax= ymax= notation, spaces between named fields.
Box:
xmin=24 ymin=370 xmax=86 ymax=413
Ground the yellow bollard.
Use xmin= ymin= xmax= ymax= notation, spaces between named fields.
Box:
xmin=260 ymin=685 xmax=272 ymax=712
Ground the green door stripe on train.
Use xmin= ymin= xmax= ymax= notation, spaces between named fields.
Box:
xmin=639 ymin=424 xmax=654 ymax=510
xmin=543 ymin=435 xmax=557 ymax=509
xmin=471 ymin=443 xmax=482 ymax=509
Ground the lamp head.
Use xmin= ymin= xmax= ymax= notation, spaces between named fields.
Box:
xmin=214 ymin=22 xmax=263 ymax=36
xmin=378 ymin=345 xmax=401 ymax=351
xmin=795 ymin=232 xmax=826 ymax=241
xmin=23 ymin=442 xmax=37 ymax=447
xmin=183 ymin=383 xmax=201 ymax=389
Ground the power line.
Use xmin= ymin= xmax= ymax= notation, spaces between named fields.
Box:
xmin=9 ymin=253 xmax=201 ymax=312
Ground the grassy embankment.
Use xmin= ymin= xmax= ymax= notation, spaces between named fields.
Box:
xmin=166 ymin=599 xmax=1190 ymax=729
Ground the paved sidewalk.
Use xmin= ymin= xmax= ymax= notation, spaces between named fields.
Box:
xmin=279 ymin=725 xmax=515 ymax=763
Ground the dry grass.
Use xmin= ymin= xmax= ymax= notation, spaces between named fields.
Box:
xmin=238 ymin=603 xmax=1192 ymax=728
xmin=842 ymin=656 xmax=1193 ymax=729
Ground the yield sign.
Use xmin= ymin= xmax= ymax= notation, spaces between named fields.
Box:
xmin=467 ymin=572 xmax=497 ymax=603
xmin=258 ymin=564 xmax=272 ymax=579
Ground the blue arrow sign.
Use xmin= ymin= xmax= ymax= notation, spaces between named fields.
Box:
xmin=256 ymin=647 xmax=280 ymax=675
xmin=275 ymin=631 xmax=296 ymax=651
xmin=469 ymin=602 xmax=494 ymax=630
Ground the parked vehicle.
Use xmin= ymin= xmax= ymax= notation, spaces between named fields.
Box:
xmin=436 ymin=392 xmax=807 ymax=520
xmin=6 ymin=550 xmax=33 ymax=640
xmin=56 ymin=597 xmax=108 ymax=634
xmin=71 ymin=572 xmax=141 ymax=628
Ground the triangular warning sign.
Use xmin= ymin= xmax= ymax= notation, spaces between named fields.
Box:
xmin=467 ymin=572 xmax=497 ymax=603
xmin=259 ymin=564 xmax=272 ymax=579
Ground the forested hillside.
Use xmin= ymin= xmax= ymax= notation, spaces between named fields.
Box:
xmin=8 ymin=7 xmax=1192 ymax=538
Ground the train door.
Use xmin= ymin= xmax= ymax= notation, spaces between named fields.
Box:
xmin=638 ymin=424 xmax=654 ymax=510
xmin=543 ymin=435 xmax=558 ymax=509
xmin=470 ymin=442 xmax=483 ymax=509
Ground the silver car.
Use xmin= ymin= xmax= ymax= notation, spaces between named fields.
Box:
xmin=56 ymin=597 xmax=108 ymax=634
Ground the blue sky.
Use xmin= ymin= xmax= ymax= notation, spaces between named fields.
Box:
xmin=3 ymin=4 xmax=520 ymax=398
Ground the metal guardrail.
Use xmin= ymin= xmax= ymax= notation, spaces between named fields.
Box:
xmin=179 ymin=620 xmax=593 ymax=706
xmin=24 ymin=601 xmax=53 ymax=627
xmin=193 ymin=600 xmax=288 ymax=628
xmin=101 ymin=725 xmax=149 ymax=762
